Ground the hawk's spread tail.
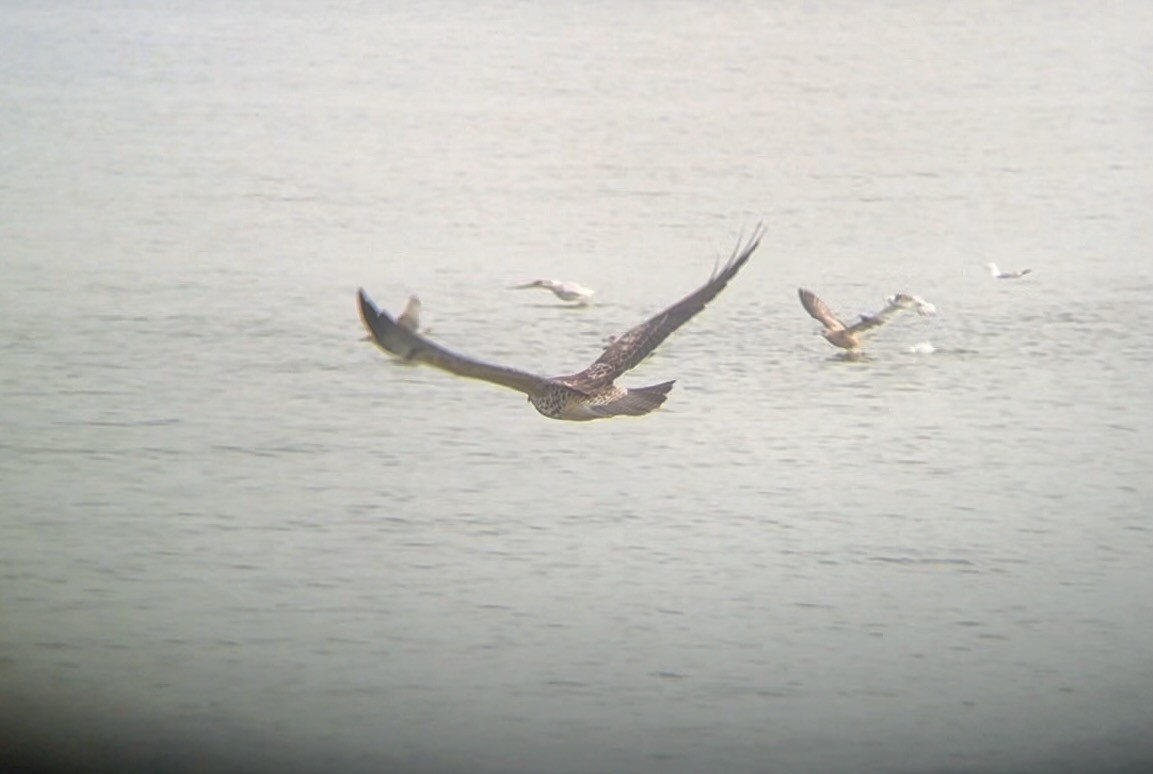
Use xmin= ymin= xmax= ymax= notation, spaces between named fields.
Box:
xmin=591 ymin=381 xmax=675 ymax=418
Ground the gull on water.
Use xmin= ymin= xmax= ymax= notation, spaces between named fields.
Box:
xmin=512 ymin=279 xmax=595 ymax=305
xmin=358 ymin=226 xmax=764 ymax=421
xmin=798 ymin=288 xmax=920 ymax=353
xmin=397 ymin=295 xmax=422 ymax=332
xmin=987 ymin=263 xmax=1032 ymax=279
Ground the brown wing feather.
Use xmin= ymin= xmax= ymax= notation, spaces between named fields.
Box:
xmin=563 ymin=224 xmax=764 ymax=390
xmin=797 ymin=288 xmax=846 ymax=332
xmin=358 ymin=288 xmax=548 ymax=395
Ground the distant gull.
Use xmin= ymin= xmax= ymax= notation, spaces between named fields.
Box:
xmin=799 ymin=288 xmax=919 ymax=353
xmin=358 ymin=225 xmax=763 ymax=421
xmin=397 ymin=295 xmax=422 ymax=332
xmin=987 ymin=263 xmax=1032 ymax=279
xmin=512 ymin=279 xmax=595 ymax=306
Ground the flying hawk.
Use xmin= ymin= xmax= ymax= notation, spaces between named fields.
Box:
xmin=359 ymin=227 xmax=763 ymax=421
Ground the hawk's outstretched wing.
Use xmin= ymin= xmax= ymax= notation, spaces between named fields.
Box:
xmin=562 ymin=224 xmax=764 ymax=391
xmin=358 ymin=288 xmax=548 ymax=395
xmin=798 ymin=288 xmax=846 ymax=332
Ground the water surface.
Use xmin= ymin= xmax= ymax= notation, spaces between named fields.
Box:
xmin=2 ymin=2 xmax=1151 ymax=772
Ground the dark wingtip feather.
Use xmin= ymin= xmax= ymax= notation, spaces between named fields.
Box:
xmin=715 ymin=221 xmax=765 ymax=281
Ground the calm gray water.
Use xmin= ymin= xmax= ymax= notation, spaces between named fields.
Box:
xmin=2 ymin=1 xmax=1152 ymax=772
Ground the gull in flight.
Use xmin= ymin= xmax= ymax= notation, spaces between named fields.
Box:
xmin=798 ymin=288 xmax=920 ymax=353
xmin=886 ymin=293 xmax=936 ymax=317
xmin=512 ymin=279 xmax=595 ymax=306
xmin=987 ymin=263 xmax=1032 ymax=279
xmin=358 ymin=226 xmax=763 ymax=421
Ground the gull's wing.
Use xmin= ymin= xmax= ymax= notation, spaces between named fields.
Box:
xmin=564 ymin=224 xmax=764 ymax=390
xmin=798 ymin=288 xmax=846 ymax=332
xmin=358 ymin=288 xmax=549 ymax=395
